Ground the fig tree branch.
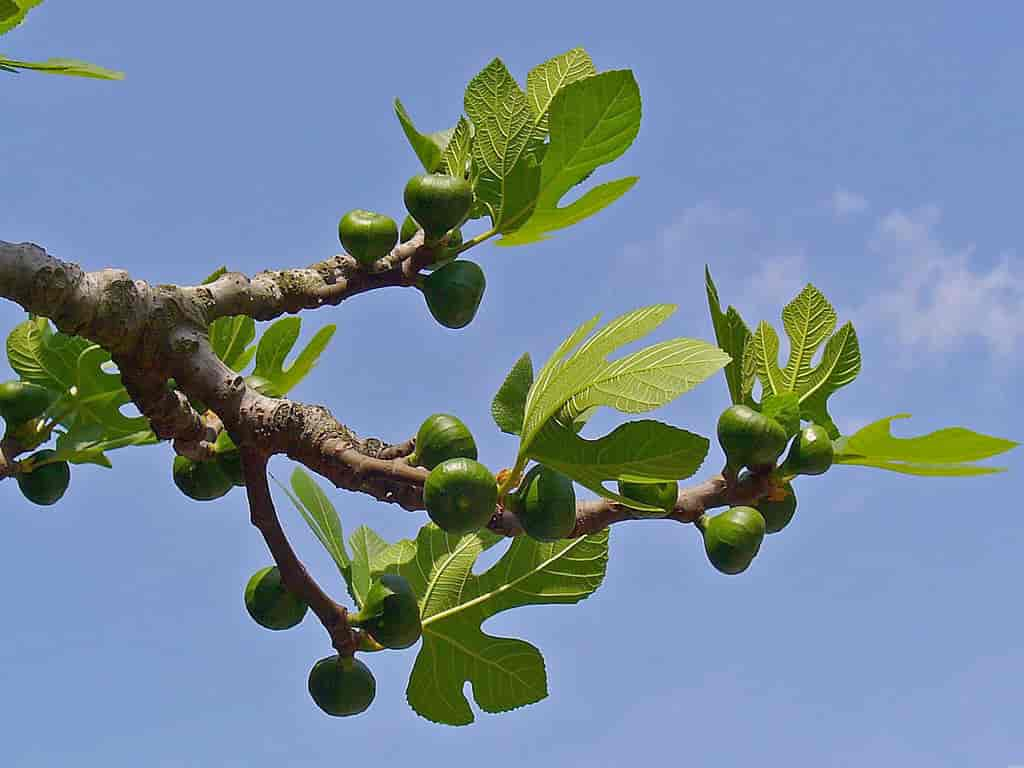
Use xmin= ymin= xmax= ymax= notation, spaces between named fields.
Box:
xmin=0 ymin=239 xmax=781 ymax=539
xmin=241 ymin=449 xmax=357 ymax=656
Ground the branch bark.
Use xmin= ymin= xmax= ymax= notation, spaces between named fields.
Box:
xmin=242 ymin=449 xmax=356 ymax=657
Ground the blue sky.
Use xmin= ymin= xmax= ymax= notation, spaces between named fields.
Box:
xmin=2 ymin=2 xmax=1022 ymax=765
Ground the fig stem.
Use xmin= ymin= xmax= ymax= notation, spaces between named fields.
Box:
xmin=241 ymin=449 xmax=357 ymax=658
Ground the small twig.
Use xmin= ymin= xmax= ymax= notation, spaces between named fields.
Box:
xmin=241 ymin=449 xmax=356 ymax=657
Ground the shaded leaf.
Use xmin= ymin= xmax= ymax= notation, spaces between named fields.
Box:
xmin=491 ymin=353 xmax=533 ymax=435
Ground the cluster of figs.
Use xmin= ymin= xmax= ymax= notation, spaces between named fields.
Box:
xmin=698 ymin=404 xmax=835 ymax=575
xmin=337 ymin=172 xmax=485 ymax=329
xmin=0 ymin=381 xmax=71 ymax=506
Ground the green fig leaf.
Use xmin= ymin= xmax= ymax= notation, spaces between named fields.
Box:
xmin=528 ymin=419 xmax=708 ymax=509
xmin=745 ymin=284 xmax=862 ymax=438
xmin=525 ymin=47 xmax=597 ymax=138
xmin=441 ymin=116 xmax=474 ymax=180
xmin=464 ymin=58 xmax=544 ymax=232
xmin=761 ymin=392 xmax=801 ymax=438
xmin=348 ymin=525 xmax=415 ymax=607
xmin=276 ymin=468 xmax=350 ymax=577
xmin=491 ymin=353 xmax=533 ymax=435
xmin=497 ymin=69 xmax=641 ymax=246
xmin=382 ymin=523 xmax=608 ymax=725
xmin=705 ymin=266 xmax=754 ymax=405
xmin=394 ymin=98 xmax=455 ymax=172
xmin=252 ymin=317 xmax=335 ymax=396
xmin=0 ymin=0 xmax=44 ymax=36
xmin=833 ymin=414 xmax=1018 ymax=476
xmin=0 ymin=55 xmax=123 ymax=79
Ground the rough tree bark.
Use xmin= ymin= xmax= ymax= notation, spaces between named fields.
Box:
xmin=0 ymin=237 xmax=782 ymax=652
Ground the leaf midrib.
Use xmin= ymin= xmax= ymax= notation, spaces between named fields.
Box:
xmin=422 ymin=536 xmax=592 ymax=627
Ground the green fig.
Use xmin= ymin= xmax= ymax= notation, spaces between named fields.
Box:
xmin=716 ymin=404 xmax=789 ymax=472
xmin=507 ymin=464 xmax=576 ymax=542
xmin=410 ymin=413 xmax=477 ymax=469
xmin=16 ymin=449 xmax=70 ymax=506
xmin=338 ymin=209 xmax=399 ymax=267
xmin=697 ymin=506 xmax=766 ymax=575
xmin=244 ymin=566 xmax=308 ymax=630
xmin=403 ymin=173 xmax=473 ymax=242
xmin=617 ymin=479 xmax=678 ymax=518
xmin=350 ymin=574 xmax=421 ymax=649
xmin=420 ymin=260 xmax=485 ymax=329
xmin=172 ymin=455 xmax=233 ymax=501
xmin=0 ymin=380 xmax=53 ymax=426
xmin=308 ymin=655 xmax=376 ymax=717
xmin=781 ymin=423 xmax=834 ymax=476
xmin=423 ymin=457 xmax=497 ymax=534
xmin=758 ymin=483 xmax=797 ymax=534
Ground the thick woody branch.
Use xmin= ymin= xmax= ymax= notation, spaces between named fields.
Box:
xmin=242 ymin=450 xmax=356 ymax=657
xmin=0 ymin=239 xmax=779 ymax=540
xmin=191 ymin=233 xmax=445 ymax=323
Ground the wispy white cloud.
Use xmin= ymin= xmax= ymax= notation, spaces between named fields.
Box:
xmin=829 ymin=187 xmax=869 ymax=217
xmin=860 ymin=206 xmax=1024 ymax=358
xmin=620 ymin=202 xmax=806 ymax=323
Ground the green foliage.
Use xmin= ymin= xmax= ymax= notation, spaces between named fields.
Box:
xmin=497 ymin=69 xmax=641 ymax=246
xmin=0 ymin=0 xmax=43 ymax=37
xmin=493 ymin=304 xmax=726 ymax=509
xmin=1 ymin=3 xmax=123 ymax=79
xmin=834 ymin=415 xmax=1018 ymax=476
xmin=394 ymin=99 xmax=457 ymax=173
xmin=705 ymin=268 xmax=754 ymax=405
xmin=746 ymin=284 xmax=861 ymax=438
xmin=491 ymin=353 xmax=533 ymax=435
xmin=6 ymin=318 xmax=156 ymax=467
xmin=617 ymin=479 xmax=678 ymax=518
xmin=252 ymin=317 xmax=336 ymax=396
xmin=392 ymin=524 xmax=609 ymax=725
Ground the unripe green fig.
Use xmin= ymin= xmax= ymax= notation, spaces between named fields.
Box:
xmin=403 ymin=173 xmax=473 ymax=242
xmin=350 ymin=574 xmax=421 ymax=649
xmin=423 ymin=457 xmax=497 ymax=534
xmin=420 ymin=260 xmax=485 ymax=329
xmin=617 ymin=479 xmax=678 ymax=518
xmin=17 ymin=449 xmax=70 ymax=506
xmin=410 ymin=413 xmax=477 ymax=469
xmin=213 ymin=431 xmax=245 ymax=487
xmin=338 ymin=209 xmax=399 ymax=267
xmin=0 ymin=380 xmax=53 ymax=426
xmin=697 ymin=506 xmax=766 ymax=575
xmin=716 ymin=404 xmax=788 ymax=472
xmin=172 ymin=455 xmax=233 ymax=501
xmin=757 ymin=483 xmax=797 ymax=534
xmin=781 ymin=423 xmax=834 ymax=476
xmin=507 ymin=464 xmax=576 ymax=542
xmin=308 ymin=655 xmax=376 ymax=717
xmin=244 ymin=565 xmax=308 ymax=630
